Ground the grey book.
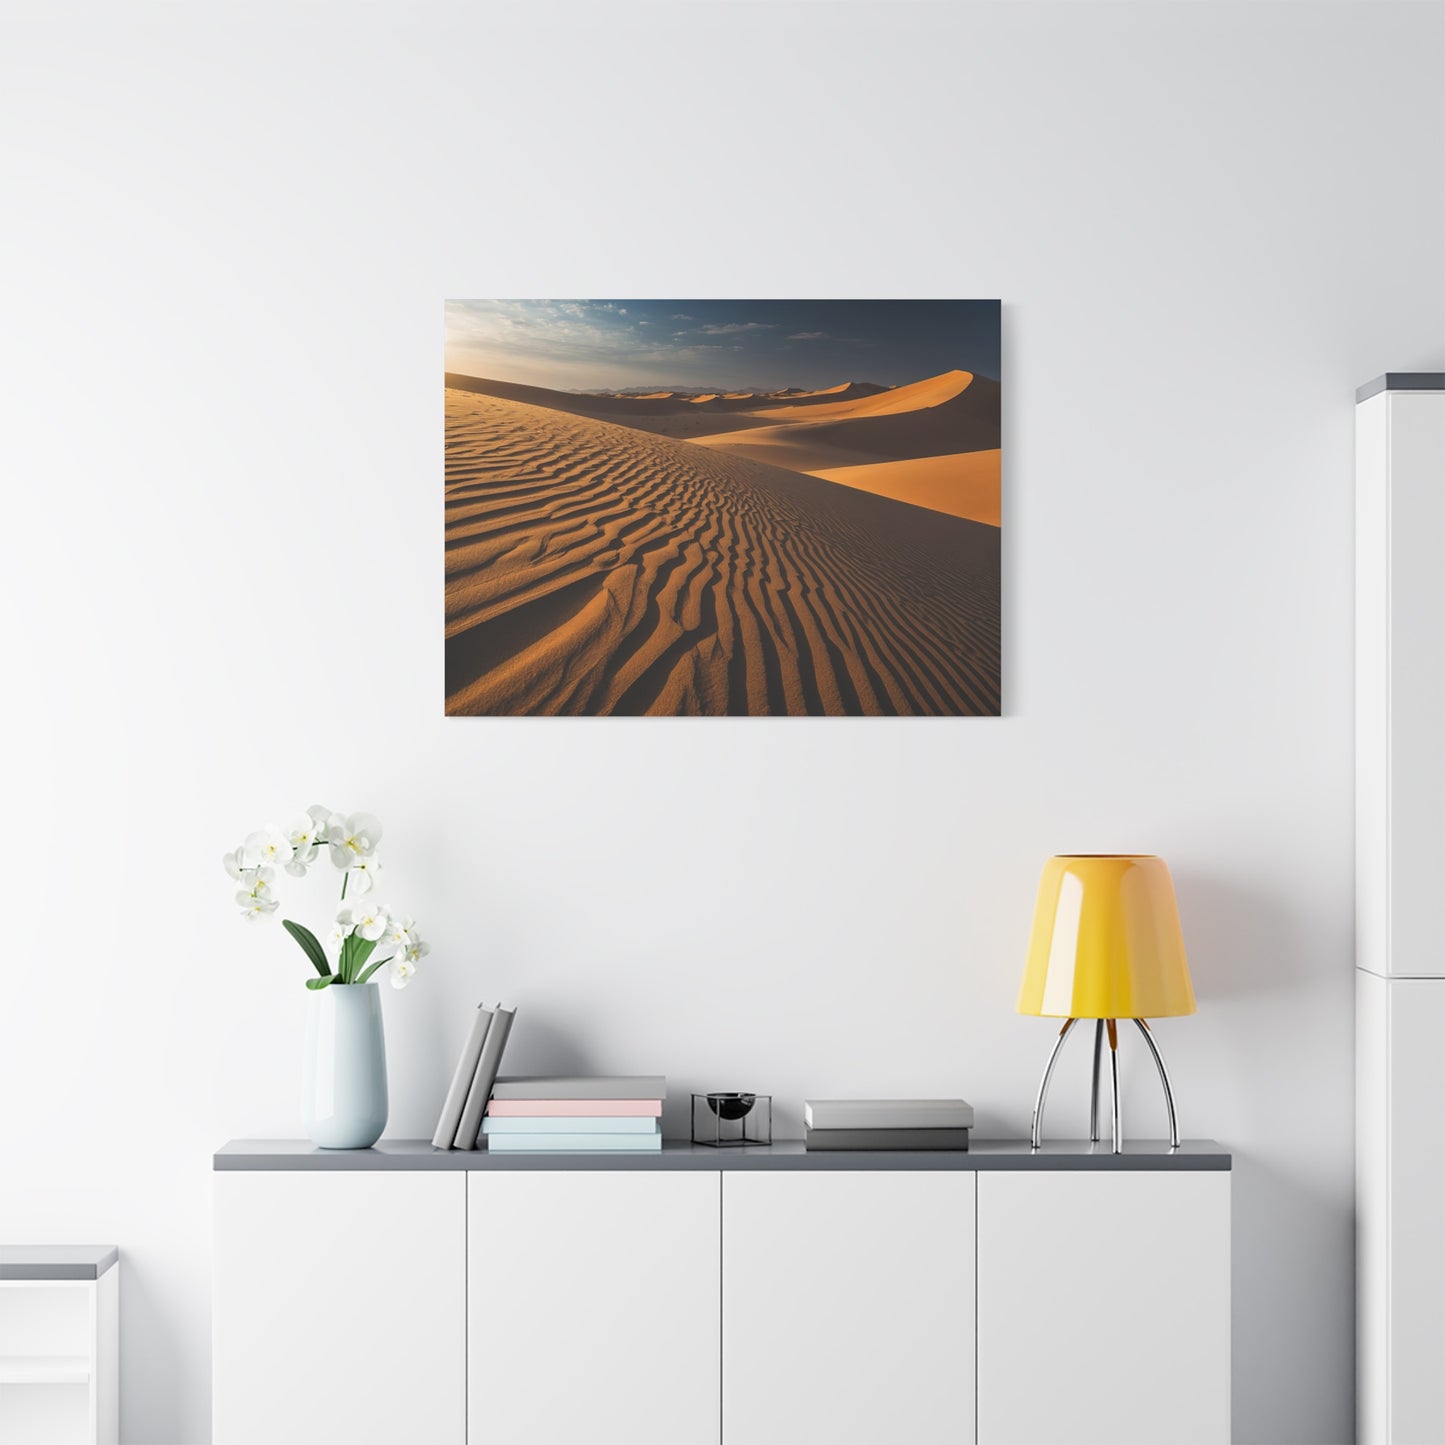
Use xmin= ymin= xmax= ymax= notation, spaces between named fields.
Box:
xmin=804 ymin=1099 xmax=975 ymax=1131
xmin=489 ymin=1075 xmax=667 ymax=1101
xmin=805 ymin=1126 xmax=971 ymax=1151
xmin=431 ymin=1004 xmax=494 ymax=1150
xmin=456 ymin=1005 xmax=516 ymax=1149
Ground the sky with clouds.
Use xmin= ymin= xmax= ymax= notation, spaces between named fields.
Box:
xmin=444 ymin=300 xmax=1000 ymax=392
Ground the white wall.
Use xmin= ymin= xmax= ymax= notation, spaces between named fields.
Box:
xmin=1 ymin=2 xmax=1441 ymax=1440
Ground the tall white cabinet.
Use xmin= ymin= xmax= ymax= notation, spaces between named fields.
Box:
xmin=1355 ymin=372 xmax=1445 ymax=1445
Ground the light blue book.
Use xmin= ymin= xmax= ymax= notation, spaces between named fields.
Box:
xmin=482 ymin=1116 xmax=660 ymax=1136
xmin=485 ymin=1132 xmax=664 ymax=1152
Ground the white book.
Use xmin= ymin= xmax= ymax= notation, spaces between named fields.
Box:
xmin=485 ymin=1132 xmax=663 ymax=1152
xmin=804 ymin=1098 xmax=975 ymax=1130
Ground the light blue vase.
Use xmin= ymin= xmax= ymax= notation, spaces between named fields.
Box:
xmin=303 ymin=982 xmax=388 ymax=1149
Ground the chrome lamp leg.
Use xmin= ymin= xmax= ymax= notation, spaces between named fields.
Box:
xmin=1106 ymin=1018 xmax=1122 ymax=1153
xmin=1030 ymin=1017 xmax=1077 ymax=1149
xmin=1134 ymin=1018 xmax=1180 ymax=1148
xmin=1089 ymin=1020 xmax=1104 ymax=1142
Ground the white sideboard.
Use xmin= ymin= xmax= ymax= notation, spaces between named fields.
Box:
xmin=214 ymin=1140 xmax=1230 ymax=1445
xmin=1355 ymin=374 xmax=1445 ymax=1445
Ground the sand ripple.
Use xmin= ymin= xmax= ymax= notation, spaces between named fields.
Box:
xmin=445 ymin=389 xmax=1000 ymax=716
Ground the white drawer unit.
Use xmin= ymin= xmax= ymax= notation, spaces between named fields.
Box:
xmin=0 ymin=1248 xmax=118 ymax=1445
xmin=213 ymin=1140 xmax=1231 ymax=1445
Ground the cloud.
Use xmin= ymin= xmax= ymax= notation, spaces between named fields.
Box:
xmin=672 ymin=313 xmax=693 ymax=320
xmin=699 ymin=322 xmax=777 ymax=336
xmin=618 ymin=308 xmax=628 ymax=316
xmin=786 ymin=331 xmax=828 ymax=340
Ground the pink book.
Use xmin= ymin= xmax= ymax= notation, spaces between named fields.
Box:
xmin=485 ymin=1098 xmax=663 ymax=1118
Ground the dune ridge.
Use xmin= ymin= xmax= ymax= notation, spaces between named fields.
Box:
xmin=693 ymin=372 xmax=1000 ymax=463
xmin=810 ymin=450 xmax=1002 ymax=525
xmin=445 ymin=388 xmax=1000 ymax=716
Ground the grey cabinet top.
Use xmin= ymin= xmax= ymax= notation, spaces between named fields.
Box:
xmin=215 ymin=1138 xmax=1230 ymax=1172
xmin=1357 ymin=373 xmax=1445 ymax=402
xmin=0 ymin=1246 xmax=118 ymax=1280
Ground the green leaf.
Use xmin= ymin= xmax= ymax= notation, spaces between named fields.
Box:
xmin=336 ymin=934 xmax=377 ymax=986
xmin=355 ymin=955 xmax=393 ymax=986
xmin=283 ymin=919 xmax=331 ymax=977
xmin=349 ymin=937 xmax=379 ymax=978
xmin=304 ymin=975 xmax=334 ymax=991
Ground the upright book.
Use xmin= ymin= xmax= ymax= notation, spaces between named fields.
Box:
xmin=431 ymin=1004 xmax=494 ymax=1149
xmin=456 ymin=1005 xmax=516 ymax=1150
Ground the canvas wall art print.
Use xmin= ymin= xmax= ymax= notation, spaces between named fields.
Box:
xmin=444 ymin=300 xmax=1000 ymax=716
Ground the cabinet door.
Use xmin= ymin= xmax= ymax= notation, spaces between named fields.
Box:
xmin=214 ymin=1171 xmax=466 ymax=1445
xmin=468 ymin=1171 xmax=720 ymax=1445
xmin=1358 ymin=390 xmax=1445 ymax=977
xmin=1358 ymin=972 xmax=1445 ymax=1443
xmin=977 ymin=1171 xmax=1229 ymax=1445
xmin=722 ymin=1171 xmax=975 ymax=1445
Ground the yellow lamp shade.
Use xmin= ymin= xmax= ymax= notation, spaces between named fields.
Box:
xmin=1017 ymin=855 xmax=1195 ymax=1019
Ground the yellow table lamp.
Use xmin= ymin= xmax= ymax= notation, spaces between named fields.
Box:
xmin=1019 ymin=855 xmax=1194 ymax=1153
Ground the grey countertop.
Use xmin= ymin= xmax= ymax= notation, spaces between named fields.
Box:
xmin=0 ymin=1245 xmax=119 ymax=1280
xmin=215 ymin=1138 xmax=1230 ymax=1172
xmin=1357 ymin=372 xmax=1445 ymax=402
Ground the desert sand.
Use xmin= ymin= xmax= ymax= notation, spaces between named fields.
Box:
xmin=809 ymin=450 xmax=1002 ymax=525
xmin=445 ymin=388 xmax=1000 ymax=716
xmin=686 ymin=369 xmax=1001 ymax=516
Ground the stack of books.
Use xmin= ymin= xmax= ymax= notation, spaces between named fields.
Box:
xmin=482 ymin=1076 xmax=666 ymax=1152
xmin=431 ymin=1003 xmax=517 ymax=1151
xmin=803 ymin=1098 xmax=973 ymax=1150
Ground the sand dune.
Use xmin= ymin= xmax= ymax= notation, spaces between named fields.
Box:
xmin=690 ymin=372 xmax=1000 ymax=475
xmin=773 ymin=381 xmax=889 ymax=405
xmin=684 ymin=431 xmax=871 ymax=475
xmin=445 ymin=388 xmax=999 ymax=716
xmin=810 ymin=450 xmax=1001 ymax=526
xmin=446 ymin=372 xmax=689 ymax=418
xmin=752 ymin=369 xmax=973 ymax=422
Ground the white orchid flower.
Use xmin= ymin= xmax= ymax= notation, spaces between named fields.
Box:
xmin=222 ymin=846 xmax=249 ymax=882
xmin=385 ymin=916 xmax=418 ymax=950
xmin=353 ymin=904 xmax=390 ymax=942
xmin=389 ymin=956 xmax=416 ymax=989
xmin=328 ymin=909 xmax=356 ymax=947
xmin=346 ymin=855 xmax=381 ymax=894
xmin=236 ymin=889 xmax=278 ymax=922
xmin=244 ymin=825 xmax=294 ymax=871
xmin=285 ymin=815 xmax=320 ymax=877
xmin=327 ymin=812 xmax=382 ymax=870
